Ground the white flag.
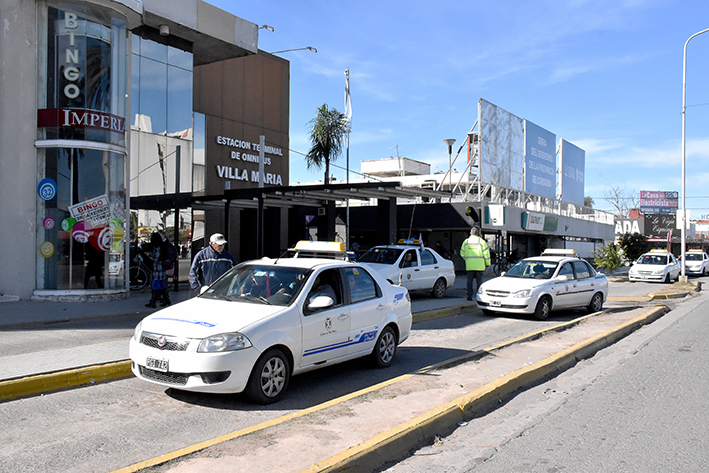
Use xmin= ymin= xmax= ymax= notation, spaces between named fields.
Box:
xmin=344 ymin=68 xmax=352 ymax=122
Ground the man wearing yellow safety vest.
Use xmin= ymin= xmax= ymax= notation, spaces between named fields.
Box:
xmin=460 ymin=227 xmax=491 ymax=300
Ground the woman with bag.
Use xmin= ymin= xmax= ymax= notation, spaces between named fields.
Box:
xmin=145 ymin=232 xmax=171 ymax=308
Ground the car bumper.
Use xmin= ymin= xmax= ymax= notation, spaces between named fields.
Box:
xmin=628 ymin=273 xmax=665 ymax=282
xmin=685 ymin=267 xmax=703 ymax=275
xmin=129 ymin=337 xmax=260 ymax=393
xmin=476 ymin=294 xmax=534 ymax=314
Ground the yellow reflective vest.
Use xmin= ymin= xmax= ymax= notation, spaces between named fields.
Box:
xmin=460 ymin=235 xmax=491 ymax=271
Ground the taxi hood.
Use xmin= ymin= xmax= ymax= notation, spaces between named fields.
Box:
xmin=138 ymin=297 xmax=285 ymax=337
xmin=481 ymin=275 xmax=548 ymax=292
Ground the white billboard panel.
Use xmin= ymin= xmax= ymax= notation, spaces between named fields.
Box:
xmin=559 ymin=139 xmax=585 ymax=206
xmin=479 ymin=99 xmax=524 ymax=191
xmin=524 ymin=121 xmax=557 ymax=199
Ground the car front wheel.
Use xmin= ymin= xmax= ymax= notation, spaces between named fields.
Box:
xmin=533 ymin=296 xmax=551 ymax=321
xmin=371 ymin=326 xmax=397 ymax=368
xmin=246 ymin=348 xmax=290 ymax=404
xmin=431 ymin=278 xmax=447 ymax=298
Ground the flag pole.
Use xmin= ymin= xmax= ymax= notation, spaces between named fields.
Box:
xmin=345 ymin=68 xmax=352 ymax=250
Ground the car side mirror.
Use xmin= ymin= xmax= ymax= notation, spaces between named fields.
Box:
xmin=199 ymin=285 xmax=209 ymax=294
xmin=555 ymin=275 xmax=568 ymax=282
xmin=308 ymin=295 xmax=334 ymax=311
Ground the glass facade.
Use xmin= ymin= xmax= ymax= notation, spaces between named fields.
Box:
xmin=129 ymin=33 xmax=194 ymax=200
xmin=36 ymin=3 xmax=128 ymax=291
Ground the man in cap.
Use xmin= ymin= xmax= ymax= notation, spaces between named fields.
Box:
xmin=460 ymin=227 xmax=491 ymax=301
xmin=189 ymin=233 xmax=238 ymax=291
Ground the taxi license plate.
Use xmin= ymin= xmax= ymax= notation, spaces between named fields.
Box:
xmin=146 ymin=357 xmax=168 ymax=372
xmin=490 ymin=299 xmax=502 ymax=307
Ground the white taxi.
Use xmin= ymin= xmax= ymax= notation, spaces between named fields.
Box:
xmin=628 ymin=249 xmax=680 ymax=283
xmin=476 ymin=249 xmax=609 ymax=320
xmin=129 ymin=253 xmax=412 ymax=404
xmin=357 ymin=241 xmax=456 ymax=298
xmin=681 ymin=249 xmax=709 ymax=277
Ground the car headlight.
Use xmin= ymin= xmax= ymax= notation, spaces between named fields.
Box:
xmin=198 ymin=333 xmax=252 ymax=353
xmin=477 ymin=285 xmax=485 ymax=295
xmin=653 ymin=269 xmax=665 ymax=275
xmin=133 ymin=321 xmax=142 ymax=341
xmin=513 ymin=289 xmax=531 ymax=298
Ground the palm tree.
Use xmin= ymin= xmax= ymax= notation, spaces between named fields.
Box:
xmin=306 ymin=104 xmax=350 ymax=185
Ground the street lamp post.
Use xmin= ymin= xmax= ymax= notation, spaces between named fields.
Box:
xmin=681 ymin=27 xmax=709 ymax=282
xmin=443 ymin=139 xmax=456 ymax=196
xmin=271 ymin=46 xmax=317 ymax=54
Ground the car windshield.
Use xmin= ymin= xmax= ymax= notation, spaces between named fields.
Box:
xmin=358 ymin=247 xmax=403 ymax=265
xmin=685 ymin=253 xmax=703 ymax=261
xmin=504 ymin=260 xmax=558 ymax=279
xmin=637 ymin=255 xmax=669 ymax=265
xmin=200 ymin=264 xmax=310 ymax=306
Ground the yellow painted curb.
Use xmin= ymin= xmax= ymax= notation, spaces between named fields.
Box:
xmin=302 ymin=305 xmax=668 ymax=473
xmin=0 ymin=361 xmax=132 ymax=402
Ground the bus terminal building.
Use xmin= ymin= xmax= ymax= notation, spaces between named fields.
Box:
xmin=0 ymin=1 xmax=613 ymax=301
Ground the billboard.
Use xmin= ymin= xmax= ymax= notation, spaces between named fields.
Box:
xmin=559 ymin=139 xmax=585 ymax=206
xmin=639 ymin=190 xmax=678 ymax=215
xmin=644 ymin=213 xmax=676 ymax=239
xmin=479 ymin=99 xmax=524 ymax=191
xmin=524 ymin=121 xmax=557 ymax=199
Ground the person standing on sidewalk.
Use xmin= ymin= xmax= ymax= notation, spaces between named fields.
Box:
xmin=145 ymin=232 xmax=171 ymax=307
xmin=189 ymin=233 xmax=238 ymax=292
xmin=460 ymin=227 xmax=491 ymax=301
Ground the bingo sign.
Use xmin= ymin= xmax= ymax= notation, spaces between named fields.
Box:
xmin=38 ymin=178 xmax=57 ymax=201
xmin=69 ymin=194 xmax=111 ymax=227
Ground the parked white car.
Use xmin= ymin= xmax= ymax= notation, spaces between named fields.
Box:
xmin=680 ymin=249 xmax=709 ymax=276
xmin=357 ymin=243 xmax=456 ymax=298
xmin=628 ymin=249 xmax=680 ymax=283
xmin=129 ymin=257 xmax=412 ymax=404
xmin=476 ymin=249 xmax=608 ymax=320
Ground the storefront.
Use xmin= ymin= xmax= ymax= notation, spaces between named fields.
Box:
xmin=0 ymin=0 xmax=258 ymax=300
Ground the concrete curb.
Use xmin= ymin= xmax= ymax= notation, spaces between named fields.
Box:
xmin=0 ymin=361 xmax=132 ymax=402
xmin=303 ymin=305 xmax=669 ymax=473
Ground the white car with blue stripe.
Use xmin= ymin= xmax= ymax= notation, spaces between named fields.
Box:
xmin=476 ymin=249 xmax=608 ymax=320
xmin=129 ymin=253 xmax=411 ymax=404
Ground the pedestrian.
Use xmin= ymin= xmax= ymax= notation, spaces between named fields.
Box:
xmin=145 ymin=232 xmax=170 ymax=308
xmin=460 ymin=227 xmax=491 ymax=301
xmin=349 ymin=242 xmax=361 ymax=260
xmin=83 ymin=242 xmax=105 ymax=289
xmin=189 ymin=233 xmax=238 ymax=291
xmin=434 ymin=240 xmax=450 ymax=259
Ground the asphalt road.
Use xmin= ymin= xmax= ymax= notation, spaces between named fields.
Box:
xmin=384 ymin=289 xmax=709 ymax=473
xmin=0 ymin=303 xmax=570 ymax=472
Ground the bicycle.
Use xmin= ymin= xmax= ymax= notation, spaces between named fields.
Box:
xmin=129 ymin=244 xmax=152 ymax=291
xmin=493 ymin=256 xmax=513 ymax=276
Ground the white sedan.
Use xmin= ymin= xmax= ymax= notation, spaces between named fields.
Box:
xmin=681 ymin=250 xmax=709 ymax=276
xmin=357 ymin=244 xmax=456 ymax=298
xmin=628 ymin=249 xmax=680 ymax=283
xmin=476 ymin=249 xmax=608 ymax=320
xmin=129 ymin=258 xmax=412 ymax=404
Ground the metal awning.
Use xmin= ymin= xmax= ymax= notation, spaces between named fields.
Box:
xmin=193 ymin=181 xmax=449 ymax=209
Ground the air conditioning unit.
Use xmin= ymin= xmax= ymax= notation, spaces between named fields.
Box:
xmin=318 ymin=207 xmax=326 ymax=216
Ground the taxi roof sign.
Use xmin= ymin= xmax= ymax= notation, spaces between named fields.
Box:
xmin=649 ymin=249 xmax=670 ymax=253
xmin=294 ymin=240 xmax=345 ymax=252
xmin=285 ymin=240 xmax=350 ymax=261
xmin=541 ymin=249 xmax=578 ymax=256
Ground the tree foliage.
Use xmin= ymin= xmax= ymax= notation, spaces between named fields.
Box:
xmin=593 ymin=242 xmax=623 ymax=276
xmin=618 ymin=232 xmax=650 ymax=262
xmin=584 ymin=196 xmax=594 ymax=208
xmin=305 ymin=104 xmax=350 ymax=185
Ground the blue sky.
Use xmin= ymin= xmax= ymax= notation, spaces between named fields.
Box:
xmin=210 ymin=0 xmax=709 ymax=218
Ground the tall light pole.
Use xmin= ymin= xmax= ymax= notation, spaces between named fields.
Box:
xmin=443 ymin=139 xmax=456 ymax=196
xmin=681 ymin=27 xmax=709 ymax=282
